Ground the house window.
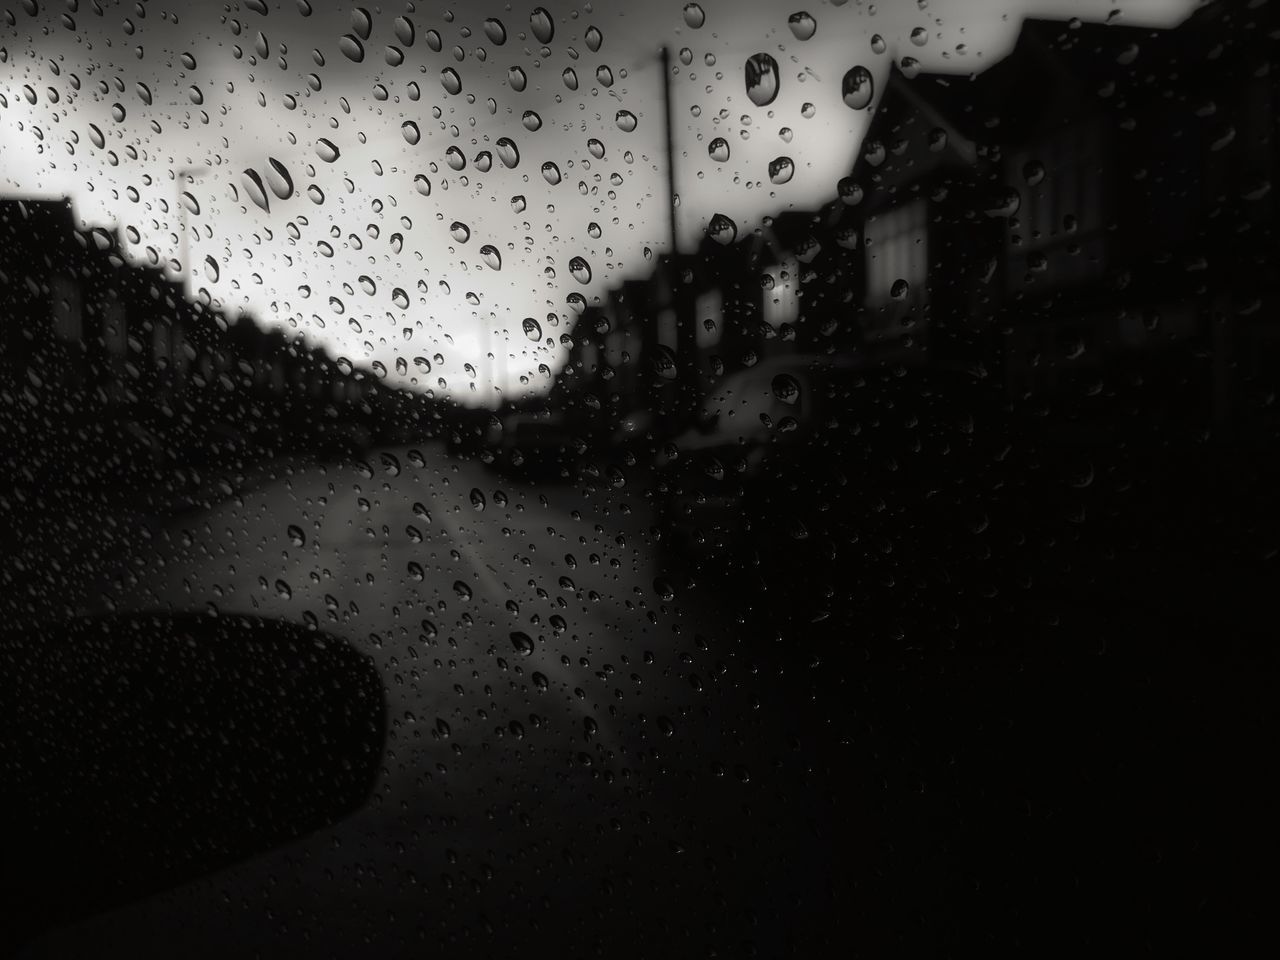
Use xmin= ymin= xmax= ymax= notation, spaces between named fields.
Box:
xmin=153 ymin=321 xmax=171 ymax=368
xmin=657 ymin=307 xmax=677 ymax=350
xmin=51 ymin=276 xmax=83 ymax=341
xmin=1010 ymin=121 xmax=1108 ymax=289
xmin=762 ymin=258 xmax=800 ymax=329
xmin=865 ymin=200 xmax=928 ymax=307
xmin=696 ymin=290 xmax=723 ymax=349
xmin=104 ymin=302 xmax=127 ymax=358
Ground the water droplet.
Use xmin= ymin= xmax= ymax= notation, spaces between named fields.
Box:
xmin=500 ymin=633 xmax=540 ymax=665
xmin=522 ymin=317 xmax=543 ymax=341
xmin=587 ymin=138 xmax=605 ymax=159
xmin=615 ymin=110 xmax=638 ymax=132
xmin=394 ymin=16 xmax=415 ymax=46
xmin=842 ymin=65 xmax=874 ymax=110
xmin=402 ymin=120 xmax=421 ymax=145
xmin=446 ymin=145 xmax=466 ymax=170
xmin=496 ymin=137 xmax=520 ymax=168
xmin=203 ymin=255 xmax=219 ymax=282
xmin=522 ymin=110 xmax=543 ymax=132
xmin=870 ymin=33 xmax=886 ymax=54
xmin=568 ymin=256 xmax=592 ymax=284
xmin=984 ymin=188 xmax=1021 ymax=218
xmin=339 ymin=34 xmax=365 ymax=63
xmin=275 ymin=579 xmax=293 ymax=601
xmin=181 ymin=191 xmax=200 ymax=216
xmin=1023 ymin=160 xmax=1046 ymax=186
xmin=541 ymin=161 xmax=562 ymax=185
xmin=530 ymin=7 xmax=554 ymax=44
xmin=316 ymin=137 xmax=340 ymax=162
xmin=351 ymin=7 xmax=372 ymax=41
xmin=596 ymin=64 xmax=614 ymax=87
xmin=425 ymin=29 xmax=442 ymax=51
xmin=768 ymin=156 xmax=795 ymax=184
xmin=745 ymin=53 xmax=780 ymax=108
xmin=508 ymin=66 xmax=527 ymax=92
xmin=708 ymin=212 xmax=737 ymax=245
xmin=567 ymin=293 xmax=587 ymax=314
xmin=708 ymin=137 xmax=730 ymax=162
xmin=563 ymin=67 xmax=578 ymax=90
xmin=450 ymin=221 xmax=471 ymax=243
xmin=241 ymin=169 xmax=271 ymax=212
xmin=286 ymin=524 xmax=306 ymax=547
xmin=483 ymin=17 xmax=506 ymax=45
xmin=838 ymin=177 xmax=863 ymax=205
xmin=265 ymin=157 xmax=293 ymax=199
xmin=392 ymin=287 xmax=410 ymax=309
xmin=469 ymin=487 xmax=487 ymax=511
xmin=441 ymin=67 xmax=462 ymax=95
xmin=135 ymin=81 xmax=152 ymax=105
xmin=453 ymin=580 xmax=473 ymax=601
xmin=772 ymin=373 xmax=801 ymax=404
xmin=585 ymin=25 xmax=603 ymax=52
xmin=890 ymin=278 xmax=911 ymax=300
xmin=480 ymin=245 xmax=502 ymax=270
xmin=683 ymin=3 xmax=705 ymax=29
xmin=910 ymin=26 xmax=929 ymax=47
xmin=414 ymin=174 xmax=432 ymax=196
xmin=788 ymin=12 xmax=816 ymax=41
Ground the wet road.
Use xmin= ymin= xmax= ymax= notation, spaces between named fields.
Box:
xmin=25 ymin=444 xmax=826 ymax=957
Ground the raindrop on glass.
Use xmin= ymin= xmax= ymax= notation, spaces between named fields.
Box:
xmin=496 ymin=137 xmax=520 ymax=168
xmin=568 ymin=256 xmax=592 ymax=284
xmin=788 ymin=12 xmax=816 ymax=41
xmin=745 ymin=53 xmax=780 ymax=108
xmin=530 ymin=7 xmax=554 ymax=44
xmin=708 ymin=212 xmax=737 ymax=245
xmin=842 ymin=66 xmax=874 ymax=110
xmin=483 ymin=18 xmax=506 ymax=45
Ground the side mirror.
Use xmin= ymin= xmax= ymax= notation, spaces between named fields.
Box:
xmin=0 ymin=613 xmax=386 ymax=948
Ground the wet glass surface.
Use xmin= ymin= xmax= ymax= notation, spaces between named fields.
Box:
xmin=1 ymin=1 xmax=1277 ymax=955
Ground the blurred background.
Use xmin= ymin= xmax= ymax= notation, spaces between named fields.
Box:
xmin=2 ymin=1 xmax=1277 ymax=957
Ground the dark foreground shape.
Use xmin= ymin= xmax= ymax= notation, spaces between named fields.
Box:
xmin=0 ymin=613 xmax=386 ymax=951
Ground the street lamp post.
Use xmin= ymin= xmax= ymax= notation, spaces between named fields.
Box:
xmin=174 ymin=165 xmax=208 ymax=298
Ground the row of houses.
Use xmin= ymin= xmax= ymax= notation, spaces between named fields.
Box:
xmin=530 ymin=0 xmax=1275 ymax=466
xmin=0 ymin=196 xmax=441 ymax=470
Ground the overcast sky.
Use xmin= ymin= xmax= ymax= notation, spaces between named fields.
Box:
xmin=1 ymin=0 xmax=1197 ymax=404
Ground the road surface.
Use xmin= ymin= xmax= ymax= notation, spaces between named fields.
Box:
xmin=24 ymin=444 xmax=833 ymax=958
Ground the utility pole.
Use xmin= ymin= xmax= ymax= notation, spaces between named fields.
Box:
xmin=175 ymin=165 xmax=207 ymax=298
xmin=660 ymin=45 xmax=679 ymax=256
